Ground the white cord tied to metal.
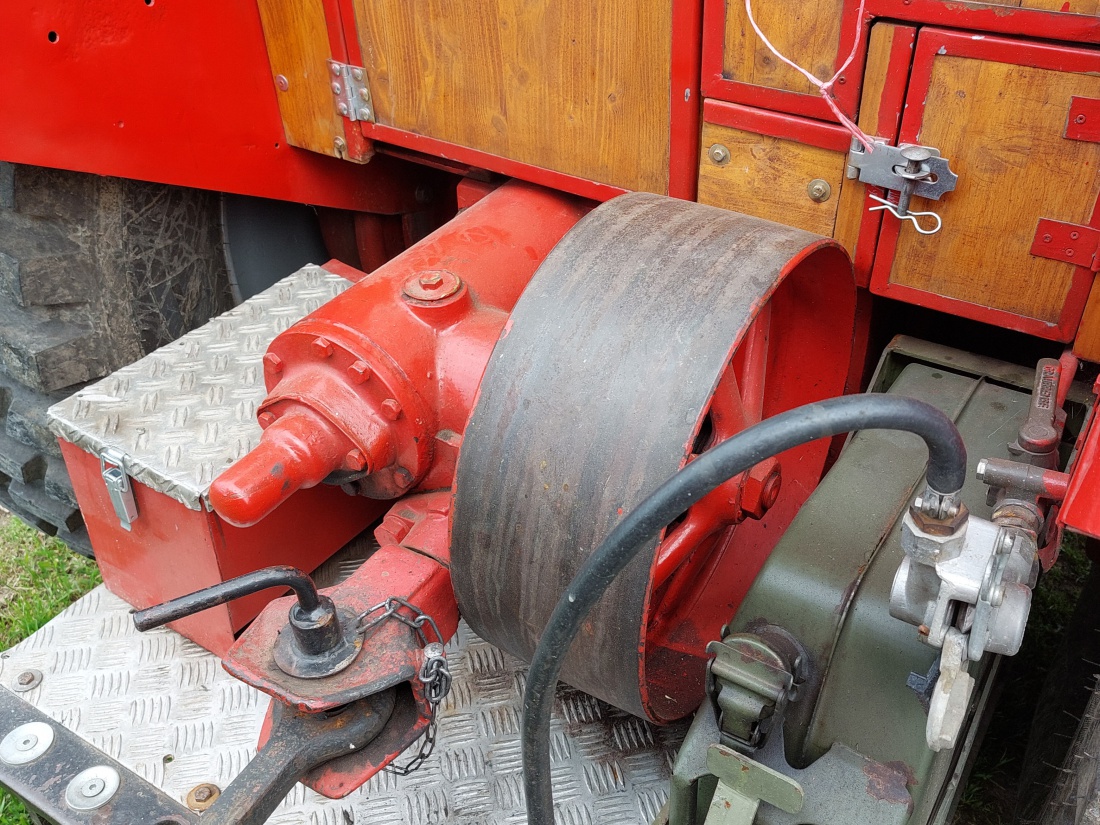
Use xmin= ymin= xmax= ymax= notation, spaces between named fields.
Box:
xmin=744 ymin=0 xmax=875 ymax=153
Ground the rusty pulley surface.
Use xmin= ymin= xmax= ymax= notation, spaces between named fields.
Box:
xmin=451 ymin=193 xmax=856 ymax=723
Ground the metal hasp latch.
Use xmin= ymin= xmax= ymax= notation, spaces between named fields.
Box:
xmin=327 ymin=59 xmax=374 ymax=123
xmin=847 ymin=140 xmax=959 ymax=235
xmin=99 ymin=448 xmax=137 ymax=530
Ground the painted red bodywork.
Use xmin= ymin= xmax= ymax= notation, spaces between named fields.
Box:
xmin=59 ymin=439 xmax=382 ymax=655
xmin=209 ymin=181 xmax=590 ymax=526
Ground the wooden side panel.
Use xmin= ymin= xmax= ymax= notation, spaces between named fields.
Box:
xmin=698 ymin=123 xmax=845 ymax=236
xmin=697 ymin=24 xmax=914 ymax=282
xmin=348 ymin=1 xmax=672 ymax=194
xmin=723 ymin=0 xmax=845 ymax=96
xmin=256 ymin=0 xmax=345 ymax=158
xmin=884 ymin=57 xmax=1100 ymax=324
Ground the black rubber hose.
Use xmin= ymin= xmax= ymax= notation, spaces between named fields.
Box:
xmin=521 ymin=394 xmax=966 ymax=824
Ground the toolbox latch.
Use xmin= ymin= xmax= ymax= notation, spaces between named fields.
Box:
xmin=100 ymin=448 xmax=138 ymax=530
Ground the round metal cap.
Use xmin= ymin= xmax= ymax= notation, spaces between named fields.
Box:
xmin=65 ymin=765 xmax=121 ymax=811
xmin=0 ymin=722 xmax=55 ymax=765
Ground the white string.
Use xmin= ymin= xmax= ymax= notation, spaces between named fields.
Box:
xmin=744 ymin=0 xmax=876 ymax=153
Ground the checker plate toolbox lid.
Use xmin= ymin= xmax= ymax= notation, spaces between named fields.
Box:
xmin=46 ymin=265 xmax=351 ymax=511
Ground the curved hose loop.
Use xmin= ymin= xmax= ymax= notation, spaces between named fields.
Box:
xmin=521 ymin=394 xmax=966 ymax=825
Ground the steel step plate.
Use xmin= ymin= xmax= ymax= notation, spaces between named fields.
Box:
xmin=0 ymin=583 xmax=685 ymax=824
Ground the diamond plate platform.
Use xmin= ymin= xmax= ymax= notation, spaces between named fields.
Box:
xmin=47 ymin=265 xmax=351 ymax=510
xmin=0 ymin=585 xmax=685 ymax=824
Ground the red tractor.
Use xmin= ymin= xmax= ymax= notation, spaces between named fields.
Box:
xmin=0 ymin=1 xmax=1098 ymax=823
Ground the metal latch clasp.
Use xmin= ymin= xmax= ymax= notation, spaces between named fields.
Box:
xmin=847 ymin=140 xmax=959 ymax=235
xmin=100 ymin=448 xmax=138 ymax=530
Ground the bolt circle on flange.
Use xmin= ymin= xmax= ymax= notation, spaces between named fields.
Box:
xmin=13 ymin=669 xmax=42 ymax=692
xmin=186 ymin=783 xmax=221 ymax=811
xmin=65 ymin=766 xmax=120 ymax=811
xmin=403 ymin=270 xmax=462 ymax=302
xmin=0 ymin=722 xmax=54 ymax=765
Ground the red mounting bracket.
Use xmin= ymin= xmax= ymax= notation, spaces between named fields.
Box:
xmin=1030 ymin=218 xmax=1100 ymax=272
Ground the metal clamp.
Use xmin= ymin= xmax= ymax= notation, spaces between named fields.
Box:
xmin=99 ymin=448 xmax=138 ymax=530
xmin=327 ymin=60 xmax=375 ymax=123
xmin=848 ymin=140 xmax=958 ymax=235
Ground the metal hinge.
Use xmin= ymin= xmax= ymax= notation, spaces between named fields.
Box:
xmin=1030 ymin=218 xmax=1100 ymax=271
xmin=327 ymin=60 xmax=375 ymax=123
xmin=847 ymin=140 xmax=959 ymax=235
xmin=100 ymin=448 xmax=138 ymax=530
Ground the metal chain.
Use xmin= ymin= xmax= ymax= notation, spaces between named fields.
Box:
xmin=355 ymin=597 xmax=452 ymax=776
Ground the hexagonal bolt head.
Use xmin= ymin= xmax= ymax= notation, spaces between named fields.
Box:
xmin=347 ymin=360 xmax=372 ymax=384
xmin=708 ymin=144 xmax=731 ymax=166
xmin=263 ymin=353 xmax=284 ymax=375
xmin=806 ymin=179 xmax=832 ymax=203
xmin=345 ymin=449 xmax=367 ymax=472
xmin=741 ymin=461 xmax=782 ymax=520
xmin=418 ymin=272 xmax=444 ymax=289
xmin=380 ymin=399 xmax=402 ymax=421
xmin=258 ymin=412 xmax=277 ymax=429
xmin=311 ymin=337 xmax=334 ymax=359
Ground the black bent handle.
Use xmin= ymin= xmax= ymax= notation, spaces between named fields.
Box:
xmin=132 ymin=565 xmax=321 ymax=631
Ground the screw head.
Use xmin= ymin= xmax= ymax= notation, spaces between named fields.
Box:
xmin=329 ymin=62 xmax=341 ymax=77
xmin=12 ymin=669 xmax=42 ymax=692
xmin=358 ymin=107 xmax=372 ymax=120
xmin=806 ymin=179 xmax=832 ymax=203
xmin=708 ymin=144 xmax=731 ymax=166
xmin=1076 ymin=114 xmax=1087 ymax=124
xmin=351 ymin=67 xmax=364 ymax=82
xmin=1070 ymin=231 xmax=1080 ymax=240
xmin=1043 ymin=234 xmax=1053 ymax=243
xmin=331 ymin=81 xmax=342 ymax=95
xmin=334 ymin=136 xmax=347 ymax=153
xmin=1067 ymin=249 xmax=1076 ymax=258
xmin=275 ymin=74 xmax=289 ymax=92
xmin=186 ymin=783 xmax=221 ymax=811
xmin=338 ymin=102 xmax=349 ymax=116
xmin=358 ymin=87 xmax=371 ymax=102
xmin=381 ymin=399 xmax=402 ymax=421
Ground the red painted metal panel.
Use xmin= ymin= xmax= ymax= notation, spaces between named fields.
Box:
xmin=669 ymin=0 xmax=706 ymax=200
xmin=703 ymin=99 xmax=853 ymax=151
xmin=1067 ymin=96 xmax=1100 ymax=143
xmin=59 ymin=440 xmax=379 ymax=656
xmin=1061 ymin=380 xmax=1100 ymax=540
xmin=0 ymin=2 xmax=418 ymax=211
xmin=361 ymin=123 xmax=626 ymax=203
xmin=1031 ymin=218 xmax=1100 ymax=271
xmin=869 ymin=29 xmax=1100 ymax=341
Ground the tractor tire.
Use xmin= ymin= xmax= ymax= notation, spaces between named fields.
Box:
xmin=1015 ymin=553 xmax=1100 ymax=825
xmin=0 ymin=163 xmax=233 ymax=555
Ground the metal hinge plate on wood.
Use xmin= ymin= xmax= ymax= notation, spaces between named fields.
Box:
xmin=1065 ymin=97 xmax=1100 ymax=143
xmin=1030 ymin=218 xmax=1100 ymax=271
xmin=327 ymin=60 xmax=375 ymax=124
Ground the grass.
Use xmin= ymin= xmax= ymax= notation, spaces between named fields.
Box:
xmin=0 ymin=512 xmax=100 ymax=825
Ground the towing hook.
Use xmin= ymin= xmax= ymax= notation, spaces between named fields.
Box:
xmin=132 ymin=565 xmax=362 ymax=679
